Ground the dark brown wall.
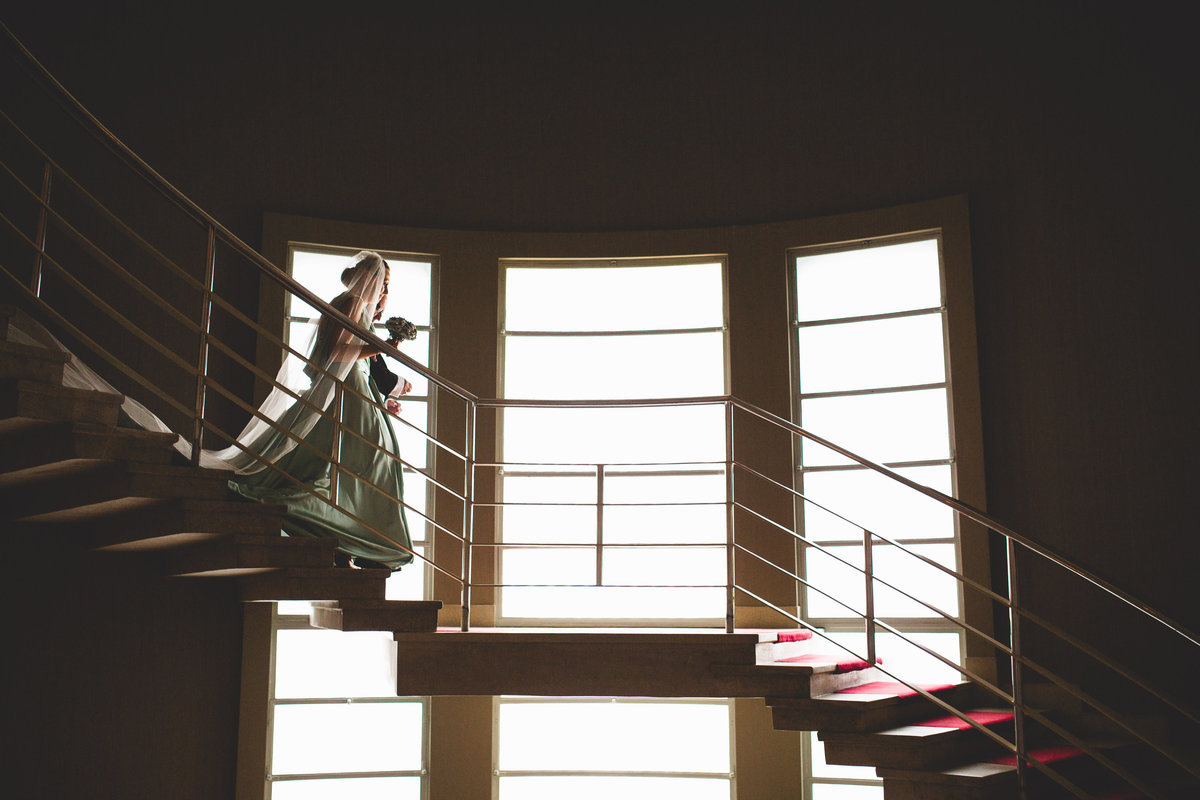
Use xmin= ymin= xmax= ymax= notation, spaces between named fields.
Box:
xmin=3 ymin=0 xmax=1197 ymax=770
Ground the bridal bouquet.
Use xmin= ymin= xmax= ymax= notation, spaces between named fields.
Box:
xmin=384 ymin=316 xmax=418 ymax=342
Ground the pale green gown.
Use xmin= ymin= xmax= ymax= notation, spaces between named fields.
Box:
xmin=229 ymin=293 xmax=414 ymax=570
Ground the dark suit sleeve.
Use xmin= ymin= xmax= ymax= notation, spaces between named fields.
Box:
xmin=369 ymin=354 xmax=399 ymax=396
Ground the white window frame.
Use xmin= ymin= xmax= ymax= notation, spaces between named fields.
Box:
xmin=494 ymin=254 xmax=732 ymax=627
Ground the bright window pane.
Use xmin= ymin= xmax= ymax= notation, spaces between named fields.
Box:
xmin=272 ymin=777 xmax=421 ymax=800
xmin=505 ymin=332 xmax=724 ymax=399
xmin=505 ymin=262 xmax=724 ymax=331
xmin=498 ymin=700 xmax=730 ymax=772
xmin=826 ymin=631 xmax=963 ymax=685
xmin=502 ymin=586 xmax=724 ymax=619
xmin=502 ymin=547 xmax=595 ymax=585
xmin=501 ymin=502 xmax=598 ymax=544
xmin=384 ymin=259 xmax=433 ymax=327
xmin=271 ymin=702 xmax=423 ymax=774
xmin=802 ymin=465 xmax=954 ymax=543
xmin=810 ymin=732 xmax=878 ymax=780
xmin=794 ymin=239 xmax=940 ymax=321
xmin=500 ymin=776 xmax=731 ymax=800
xmin=388 ymin=400 xmax=429 ymax=469
xmin=385 ymin=544 xmax=425 ymax=601
xmin=805 ymin=544 xmax=959 ymax=619
xmin=797 ymin=313 xmax=946 ymax=394
xmin=274 ymin=630 xmax=397 ymax=699
xmin=604 ymin=546 xmax=726 ymax=586
xmin=503 ymin=405 xmax=726 ymax=464
xmin=290 ymin=251 xmax=352 ymax=317
xmin=800 ymin=389 xmax=950 ymax=466
xmin=604 ymin=503 xmax=726 ymax=545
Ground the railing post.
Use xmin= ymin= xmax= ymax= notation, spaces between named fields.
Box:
xmin=725 ymin=400 xmax=736 ymax=633
xmin=864 ymin=528 xmax=877 ymax=667
xmin=31 ymin=162 xmax=52 ymax=296
xmin=191 ymin=226 xmax=216 ymax=465
xmin=460 ymin=401 xmax=476 ymax=632
xmin=595 ymin=464 xmax=606 ymax=587
xmin=329 ymin=382 xmax=344 ymax=503
xmin=1007 ymin=537 xmax=1028 ymax=794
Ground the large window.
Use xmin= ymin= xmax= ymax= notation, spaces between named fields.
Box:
xmin=262 ymin=244 xmax=439 ymax=799
xmin=789 ymin=234 xmax=966 ymax=800
xmin=495 ymin=697 xmax=733 ymax=798
xmin=497 ymin=256 xmax=729 ymax=624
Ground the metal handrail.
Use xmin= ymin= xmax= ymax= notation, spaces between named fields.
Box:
xmin=4 ymin=20 xmax=1197 ymax=795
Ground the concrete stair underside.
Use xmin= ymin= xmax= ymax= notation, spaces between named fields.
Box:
xmin=389 ymin=627 xmax=879 ymax=698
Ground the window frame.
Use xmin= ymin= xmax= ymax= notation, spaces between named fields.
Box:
xmin=494 ymin=254 xmax=732 ymax=627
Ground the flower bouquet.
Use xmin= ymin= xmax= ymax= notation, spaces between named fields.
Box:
xmin=384 ymin=316 xmax=418 ymax=343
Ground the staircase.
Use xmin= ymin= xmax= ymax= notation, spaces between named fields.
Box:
xmin=5 ymin=304 xmax=1197 ymax=798
xmin=0 ymin=304 xmax=441 ymax=632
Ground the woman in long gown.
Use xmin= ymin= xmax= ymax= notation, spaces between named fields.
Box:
xmin=228 ymin=251 xmax=415 ymax=570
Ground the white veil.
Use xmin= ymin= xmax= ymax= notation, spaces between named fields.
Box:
xmin=8 ymin=250 xmax=388 ymax=475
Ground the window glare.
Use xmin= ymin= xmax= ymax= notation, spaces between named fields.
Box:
xmin=795 ymin=239 xmax=940 ymax=321
xmin=505 ymin=262 xmax=724 ymax=331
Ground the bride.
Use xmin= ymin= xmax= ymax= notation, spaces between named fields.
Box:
xmin=227 ymin=250 xmax=416 ymax=570
xmin=8 ymin=250 xmax=416 ymax=570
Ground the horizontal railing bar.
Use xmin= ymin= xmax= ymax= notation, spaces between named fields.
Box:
xmin=798 ymin=457 xmax=953 ymax=473
xmin=797 ymin=381 xmax=948 ymax=401
xmin=732 ymin=396 xmax=1200 ymax=648
xmin=0 ymin=108 xmax=205 ymax=291
xmin=793 ymin=305 xmax=944 ymax=328
xmin=477 ymin=394 xmax=728 ymax=409
xmin=813 ymin=536 xmax=956 ymax=547
xmin=735 ymin=544 xmax=865 ymax=620
xmin=501 ymin=326 xmax=726 ymax=337
xmin=0 ymin=269 xmax=192 ymax=418
xmin=482 ymin=462 xmax=723 ymax=472
xmin=479 ymin=542 xmax=725 ymax=548
xmin=269 ymin=771 xmax=424 ymax=782
xmin=476 ymin=501 xmax=725 ymax=508
xmin=472 ymin=583 xmax=727 ymax=589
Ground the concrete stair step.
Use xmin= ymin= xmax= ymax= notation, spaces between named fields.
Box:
xmin=877 ymin=742 xmax=1149 ymax=800
xmin=0 ymin=377 xmax=123 ymax=426
xmin=0 ymin=458 xmax=233 ymax=520
xmin=820 ymin=708 xmax=1017 ymax=770
xmin=18 ymin=496 xmax=287 ymax=551
xmin=769 ymin=679 xmax=984 ymax=732
xmin=748 ymin=627 xmax=823 ymax=663
xmin=162 ymin=533 xmax=336 ymax=576
xmin=238 ymin=566 xmax=389 ymax=602
xmin=390 ymin=628 xmax=765 ymax=698
xmin=310 ymin=599 xmax=442 ymax=632
xmin=0 ymin=418 xmax=177 ymax=474
xmin=0 ymin=338 xmax=69 ymax=383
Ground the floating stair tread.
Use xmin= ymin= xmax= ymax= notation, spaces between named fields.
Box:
xmin=164 ymin=533 xmax=335 ymax=576
xmin=0 ymin=338 xmax=71 ymax=364
xmin=769 ymin=653 xmax=876 ymax=674
xmin=239 ymin=567 xmax=389 ymax=602
xmin=0 ymin=376 xmax=121 ymax=404
xmin=310 ymin=599 xmax=443 ymax=633
xmin=816 ymin=680 xmax=961 ymax=704
xmin=878 ymin=744 xmax=1086 ymax=783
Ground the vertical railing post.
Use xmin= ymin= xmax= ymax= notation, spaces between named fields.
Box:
xmin=329 ymin=382 xmax=345 ymax=504
xmin=191 ymin=226 xmax=216 ymax=465
xmin=864 ymin=528 xmax=877 ymax=667
xmin=460 ymin=401 xmax=476 ymax=632
xmin=724 ymin=400 xmax=736 ymax=633
xmin=595 ymin=464 xmax=605 ymax=587
xmin=31 ymin=162 xmax=52 ymax=297
xmin=1007 ymin=537 xmax=1028 ymax=794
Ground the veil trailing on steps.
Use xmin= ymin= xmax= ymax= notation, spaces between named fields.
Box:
xmin=8 ymin=250 xmax=388 ymax=475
